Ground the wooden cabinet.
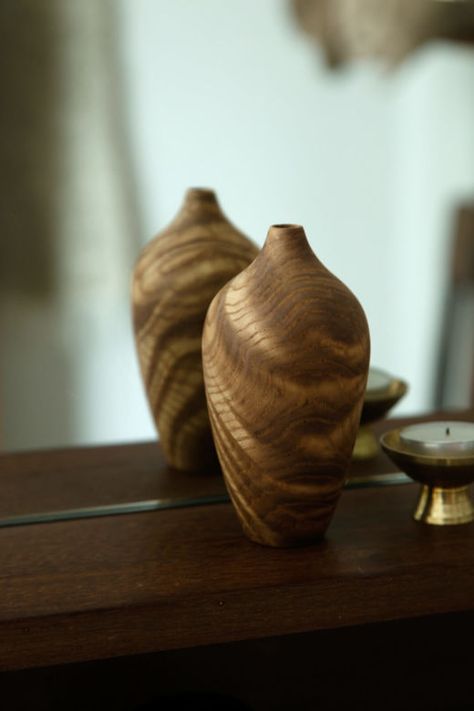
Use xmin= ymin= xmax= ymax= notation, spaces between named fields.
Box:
xmin=1 ymin=416 xmax=473 ymax=709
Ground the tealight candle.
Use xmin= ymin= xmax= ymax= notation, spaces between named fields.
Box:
xmin=381 ymin=421 xmax=474 ymax=526
xmin=399 ymin=421 xmax=474 ymax=457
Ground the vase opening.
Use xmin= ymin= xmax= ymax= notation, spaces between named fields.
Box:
xmin=267 ymin=224 xmax=307 ymax=242
xmin=269 ymin=224 xmax=305 ymax=236
xmin=264 ymin=224 xmax=313 ymax=260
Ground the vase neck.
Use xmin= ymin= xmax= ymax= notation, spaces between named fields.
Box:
xmin=183 ymin=187 xmax=220 ymax=211
xmin=262 ymin=224 xmax=316 ymax=263
xmin=166 ymin=187 xmax=225 ymax=229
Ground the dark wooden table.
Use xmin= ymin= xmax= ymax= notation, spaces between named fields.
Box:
xmin=1 ymin=412 xmax=473 ymax=710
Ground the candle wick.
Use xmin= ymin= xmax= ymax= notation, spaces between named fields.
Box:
xmin=446 ymin=427 xmax=450 ymax=436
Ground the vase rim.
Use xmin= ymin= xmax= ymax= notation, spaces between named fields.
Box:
xmin=263 ymin=224 xmax=315 ymax=259
xmin=266 ymin=224 xmax=307 ymax=240
xmin=185 ymin=187 xmax=217 ymax=201
xmin=271 ymin=223 xmax=302 ymax=229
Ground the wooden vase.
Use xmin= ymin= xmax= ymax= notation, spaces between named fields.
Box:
xmin=202 ymin=224 xmax=370 ymax=546
xmin=132 ymin=188 xmax=259 ymax=472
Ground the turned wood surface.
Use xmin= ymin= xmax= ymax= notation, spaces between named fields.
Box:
xmin=1 ymin=479 xmax=473 ymax=672
xmin=203 ymin=224 xmax=370 ymax=546
xmin=132 ymin=188 xmax=258 ymax=472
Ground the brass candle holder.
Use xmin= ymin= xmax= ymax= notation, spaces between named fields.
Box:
xmin=380 ymin=425 xmax=474 ymax=526
xmin=353 ymin=369 xmax=408 ymax=461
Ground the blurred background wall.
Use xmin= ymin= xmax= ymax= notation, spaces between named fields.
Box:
xmin=0 ymin=0 xmax=473 ymax=450
xmin=121 ymin=0 xmax=474 ymax=412
xmin=0 ymin=0 xmax=148 ymax=449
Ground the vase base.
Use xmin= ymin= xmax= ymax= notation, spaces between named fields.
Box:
xmin=242 ymin=521 xmax=329 ymax=548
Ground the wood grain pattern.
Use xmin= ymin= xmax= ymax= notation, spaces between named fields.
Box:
xmin=1 ymin=483 xmax=474 ymax=672
xmin=132 ymin=188 xmax=258 ymax=471
xmin=203 ymin=224 xmax=371 ymax=546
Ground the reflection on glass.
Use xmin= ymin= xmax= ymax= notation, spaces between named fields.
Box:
xmin=0 ymin=1 xmax=472 ymax=525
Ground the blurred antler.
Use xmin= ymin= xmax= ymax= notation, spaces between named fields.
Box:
xmin=292 ymin=0 xmax=474 ymax=67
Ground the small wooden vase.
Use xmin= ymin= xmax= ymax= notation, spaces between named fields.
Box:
xmin=132 ymin=188 xmax=258 ymax=471
xmin=202 ymin=224 xmax=370 ymax=546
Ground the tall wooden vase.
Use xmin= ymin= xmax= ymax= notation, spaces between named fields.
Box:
xmin=202 ymin=224 xmax=370 ymax=546
xmin=132 ymin=188 xmax=258 ymax=472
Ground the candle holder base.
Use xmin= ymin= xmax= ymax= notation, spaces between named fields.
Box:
xmin=414 ymin=485 xmax=474 ymax=526
xmin=380 ymin=427 xmax=474 ymax=528
xmin=353 ymin=373 xmax=408 ymax=461
xmin=352 ymin=426 xmax=378 ymax=461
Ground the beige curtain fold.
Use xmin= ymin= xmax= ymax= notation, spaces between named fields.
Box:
xmin=0 ymin=0 xmax=62 ymax=296
xmin=0 ymin=0 xmax=142 ymax=450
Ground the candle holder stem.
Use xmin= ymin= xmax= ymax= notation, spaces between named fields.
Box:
xmin=353 ymin=425 xmax=378 ymax=461
xmin=414 ymin=485 xmax=474 ymax=526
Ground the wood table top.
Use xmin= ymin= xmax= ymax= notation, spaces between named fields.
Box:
xmin=1 ymin=410 xmax=473 ymax=672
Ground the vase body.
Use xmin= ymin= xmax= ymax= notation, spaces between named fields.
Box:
xmin=202 ymin=224 xmax=370 ymax=546
xmin=132 ymin=188 xmax=259 ymax=471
